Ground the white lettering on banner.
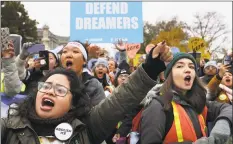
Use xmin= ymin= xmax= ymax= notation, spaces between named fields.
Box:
xmin=123 ymin=17 xmax=130 ymax=29
xmin=120 ymin=2 xmax=128 ymax=14
xmin=77 ymin=2 xmax=139 ymax=30
xmin=85 ymin=2 xmax=128 ymax=14
xmin=131 ymin=17 xmax=139 ymax=29
xmin=99 ymin=3 xmax=106 ymax=14
xmin=84 ymin=18 xmax=91 ymax=29
xmin=99 ymin=17 xmax=106 ymax=29
xmin=76 ymin=17 xmax=138 ymax=30
xmin=117 ymin=17 xmax=123 ymax=29
xmin=76 ymin=18 xmax=83 ymax=29
xmin=106 ymin=2 xmax=112 ymax=14
xmin=92 ymin=17 xmax=98 ymax=29
xmin=86 ymin=3 xmax=93 ymax=14
xmin=105 ymin=17 xmax=117 ymax=29
xmin=94 ymin=3 xmax=100 ymax=14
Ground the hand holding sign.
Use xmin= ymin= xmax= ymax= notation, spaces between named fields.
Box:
xmin=126 ymin=43 xmax=141 ymax=59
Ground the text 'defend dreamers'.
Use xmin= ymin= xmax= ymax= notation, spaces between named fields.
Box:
xmin=76 ymin=2 xmax=139 ymax=30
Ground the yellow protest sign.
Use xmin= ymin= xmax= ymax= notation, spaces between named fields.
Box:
xmin=202 ymin=50 xmax=211 ymax=60
xmin=188 ymin=37 xmax=206 ymax=53
xmin=132 ymin=54 xmax=142 ymax=67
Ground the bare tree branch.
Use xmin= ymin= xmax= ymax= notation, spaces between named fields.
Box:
xmin=186 ymin=11 xmax=230 ymax=53
xmin=211 ymin=36 xmax=228 ymax=53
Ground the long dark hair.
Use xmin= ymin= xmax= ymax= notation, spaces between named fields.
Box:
xmin=160 ymin=72 xmax=207 ymax=114
xmin=11 ymin=67 xmax=91 ymax=119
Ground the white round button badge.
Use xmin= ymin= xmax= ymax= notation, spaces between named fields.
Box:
xmin=54 ymin=123 xmax=73 ymax=141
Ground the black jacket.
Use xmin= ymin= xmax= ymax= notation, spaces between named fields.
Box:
xmin=22 ymin=68 xmax=44 ymax=95
xmin=2 ymin=65 xmax=158 ymax=144
xmin=116 ymin=105 xmax=143 ymax=137
xmin=82 ymin=72 xmax=106 ymax=106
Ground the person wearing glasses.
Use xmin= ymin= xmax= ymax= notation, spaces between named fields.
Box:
xmin=2 ymin=41 xmax=173 ymax=144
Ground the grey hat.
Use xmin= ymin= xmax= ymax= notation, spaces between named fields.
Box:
xmin=204 ymin=60 xmax=218 ymax=70
xmin=93 ymin=58 xmax=109 ymax=70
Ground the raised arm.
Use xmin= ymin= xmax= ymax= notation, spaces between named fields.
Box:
xmin=1 ymin=42 xmax=25 ymax=96
xmin=87 ymin=42 xmax=173 ymax=143
xmin=15 ymin=42 xmax=34 ymax=80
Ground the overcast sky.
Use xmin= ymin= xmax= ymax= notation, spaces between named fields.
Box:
xmin=22 ymin=2 xmax=232 ymax=56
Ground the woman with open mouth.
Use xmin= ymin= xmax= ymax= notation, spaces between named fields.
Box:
xmin=139 ymin=53 xmax=232 ymax=144
xmin=60 ymin=41 xmax=106 ymax=106
xmin=92 ymin=58 xmax=114 ymax=96
xmin=207 ymin=67 xmax=232 ymax=104
xmin=2 ymin=41 xmax=173 ymax=144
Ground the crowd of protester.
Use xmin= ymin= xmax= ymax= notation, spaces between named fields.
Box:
xmin=1 ymin=37 xmax=232 ymax=144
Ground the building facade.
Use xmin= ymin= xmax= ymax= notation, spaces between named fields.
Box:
xmin=37 ymin=25 xmax=69 ymax=50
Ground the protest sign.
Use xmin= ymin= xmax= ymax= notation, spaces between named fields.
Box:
xmin=70 ymin=2 xmax=143 ymax=43
xmin=126 ymin=43 xmax=140 ymax=59
xmin=202 ymin=50 xmax=211 ymax=60
xmin=188 ymin=37 xmax=206 ymax=53
xmin=133 ymin=54 xmax=142 ymax=67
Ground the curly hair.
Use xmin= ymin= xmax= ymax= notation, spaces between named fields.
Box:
xmin=11 ymin=67 xmax=91 ymax=119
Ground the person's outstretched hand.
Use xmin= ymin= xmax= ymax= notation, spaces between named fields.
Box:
xmin=152 ymin=41 xmax=173 ymax=62
xmin=19 ymin=42 xmax=35 ymax=60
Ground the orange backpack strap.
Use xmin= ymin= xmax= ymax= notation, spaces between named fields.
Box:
xmin=201 ymin=106 xmax=208 ymax=121
xmin=200 ymin=106 xmax=208 ymax=136
xmin=132 ymin=109 xmax=143 ymax=132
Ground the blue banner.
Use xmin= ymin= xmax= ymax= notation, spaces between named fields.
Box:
xmin=70 ymin=2 xmax=143 ymax=43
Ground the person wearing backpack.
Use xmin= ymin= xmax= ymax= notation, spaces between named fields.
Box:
xmin=112 ymin=75 xmax=166 ymax=144
xmin=140 ymin=53 xmax=232 ymax=144
xmin=2 ymin=41 xmax=173 ymax=144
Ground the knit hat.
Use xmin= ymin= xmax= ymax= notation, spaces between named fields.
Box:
xmin=93 ymin=58 xmax=109 ymax=70
xmin=87 ymin=58 xmax=97 ymax=70
xmin=164 ymin=52 xmax=197 ymax=78
xmin=204 ymin=60 xmax=218 ymax=70
xmin=114 ymin=60 xmax=131 ymax=87
xmin=116 ymin=68 xmax=131 ymax=78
